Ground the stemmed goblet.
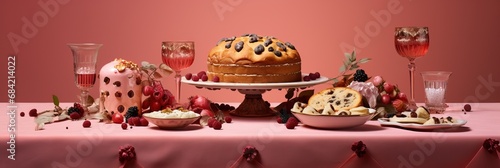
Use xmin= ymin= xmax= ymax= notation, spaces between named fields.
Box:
xmin=68 ymin=43 xmax=103 ymax=107
xmin=395 ymin=27 xmax=429 ymax=111
xmin=161 ymin=41 xmax=195 ymax=102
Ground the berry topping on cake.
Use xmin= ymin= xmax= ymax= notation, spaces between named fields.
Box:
xmin=235 ymin=41 xmax=244 ymax=52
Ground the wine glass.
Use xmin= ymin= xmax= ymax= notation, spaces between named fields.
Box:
xmin=395 ymin=27 xmax=429 ymax=111
xmin=161 ymin=41 xmax=195 ymax=102
xmin=68 ymin=43 xmax=103 ymax=107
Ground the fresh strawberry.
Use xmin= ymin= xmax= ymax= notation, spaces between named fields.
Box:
xmin=392 ymin=99 xmax=407 ymax=113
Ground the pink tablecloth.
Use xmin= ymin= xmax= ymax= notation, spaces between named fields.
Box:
xmin=1 ymin=103 xmax=500 ymax=168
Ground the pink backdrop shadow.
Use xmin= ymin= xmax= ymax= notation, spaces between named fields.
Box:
xmin=1 ymin=0 xmax=499 ymax=104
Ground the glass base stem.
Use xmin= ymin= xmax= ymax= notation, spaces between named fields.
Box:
xmin=175 ymin=72 xmax=182 ymax=103
xmin=408 ymin=59 xmax=417 ymax=111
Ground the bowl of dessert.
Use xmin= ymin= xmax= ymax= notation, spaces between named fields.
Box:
xmin=142 ymin=108 xmax=201 ymax=129
xmin=291 ymin=87 xmax=376 ymax=129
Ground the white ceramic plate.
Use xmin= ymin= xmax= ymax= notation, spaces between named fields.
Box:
xmin=292 ymin=109 xmax=375 ymax=129
xmin=181 ymin=75 xmax=329 ymax=90
xmin=378 ymin=118 xmax=467 ymax=130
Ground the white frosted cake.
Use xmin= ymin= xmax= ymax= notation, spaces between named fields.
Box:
xmin=99 ymin=58 xmax=142 ymax=115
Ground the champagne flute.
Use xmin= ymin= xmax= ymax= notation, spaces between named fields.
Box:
xmin=395 ymin=27 xmax=429 ymax=111
xmin=68 ymin=43 xmax=103 ymax=107
xmin=161 ymin=41 xmax=195 ymax=102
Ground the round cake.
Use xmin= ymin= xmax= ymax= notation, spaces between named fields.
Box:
xmin=207 ymin=34 xmax=302 ymax=83
xmin=99 ymin=58 xmax=142 ymax=116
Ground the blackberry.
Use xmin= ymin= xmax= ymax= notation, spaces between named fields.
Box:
xmin=124 ymin=106 xmax=139 ymax=122
xmin=68 ymin=107 xmax=79 ymax=115
xmin=353 ymin=69 xmax=368 ymax=82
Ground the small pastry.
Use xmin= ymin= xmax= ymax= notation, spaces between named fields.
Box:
xmin=290 ymin=102 xmax=307 ymax=113
xmin=415 ymin=106 xmax=430 ymax=120
xmin=349 ymin=106 xmax=369 ymax=115
xmin=321 ymin=103 xmax=336 ymax=115
xmin=302 ymin=106 xmax=321 ymax=115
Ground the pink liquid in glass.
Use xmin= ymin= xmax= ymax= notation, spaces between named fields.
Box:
xmin=76 ymin=73 xmax=96 ymax=89
xmin=162 ymin=56 xmax=194 ymax=72
xmin=395 ymin=41 xmax=429 ymax=59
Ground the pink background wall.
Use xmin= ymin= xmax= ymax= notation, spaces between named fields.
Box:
xmin=1 ymin=0 xmax=500 ymax=104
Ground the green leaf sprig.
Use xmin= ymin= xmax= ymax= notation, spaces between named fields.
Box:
xmin=329 ymin=50 xmax=371 ymax=86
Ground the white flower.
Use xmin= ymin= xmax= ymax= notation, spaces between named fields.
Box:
xmin=348 ymin=81 xmax=379 ymax=108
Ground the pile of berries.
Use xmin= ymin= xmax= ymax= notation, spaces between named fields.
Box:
xmin=276 ymin=109 xmax=299 ymax=129
xmin=142 ymin=80 xmax=176 ymax=112
xmin=207 ymin=116 xmax=232 ymax=130
xmin=124 ymin=106 xmax=139 ymax=123
xmin=302 ymin=72 xmax=321 ymax=81
xmin=353 ymin=69 xmax=368 ymax=82
xmin=277 ymin=116 xmax=299 ymax=129
xmin=211 ymin=103 xmax=236 ymax=111
xmin=185 ymin=71 xmax=220 ymax=82
xmin=127 ymin=116 xmax=149 ymax=127
xmin=372 ymin=76 xmax=408 ymax=113
xmin=68 ymin=103 xmax=85 ymax=120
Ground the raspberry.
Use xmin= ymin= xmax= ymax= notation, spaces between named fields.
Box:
xmin=197 ymin=71 xmax=206 ymax=78
xmin=309 ymin=73 xmax=317 ymax=80
xmin=20 ymin=112 xmax=25 ymax=117
xmin=201 ymin=75 xmax=208 ymax=81
xmin=277 ymin=117 xmax=283 ymax=124
xmin=224 ymin=116 xmax=232 ymax=123
xmin=185 ymin=73 xmax=193 ymax=80
xmin=192 ymin=75 xmax=200 ymax=81
xmin=288 ymin=117 xmax=299 ymax=126
xmin=212 ymin=76 xmax=220 ymax=82
xmin=303 ymin=75 xmax=310 ymax=81
xmin=353 ymin=69 xmax=368 ymax=82
xmin=70 ymin=112 xmax=81 ymax=120
xmin=285 ymin=120 xmax=296 ymax=129
xmin=131 ymin=117 xmax=141 ymax=126
xmin=314 ymin=72 xmax=321 ymax=79
xmin=29 ymin=108 xmax=38 ymax=117
xmin=139 ymin=117 xmax=149 ymax=126
xmin=121 ymin=123 xmax=128 ymax=130
xmin=128 ymin=117 xmax=140 ymax=126
xmin=464 ymin=104 xmax=472 ymax=112
xmin=212 ymin=121 xmax=222 ymax=130
xmin=82 ymin=120 xmax=91 ymax=128
xmin=207 ymin=117 xmax=216 ymax=128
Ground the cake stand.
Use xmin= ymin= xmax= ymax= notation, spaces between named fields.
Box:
xmin=181 ymin=76 xmax=329 ymax=117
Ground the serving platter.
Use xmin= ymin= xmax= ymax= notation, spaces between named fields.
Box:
xmin=181 ymin=76 xmax=329 ymax=90
xmin=378 ymin=118 xmax=467 ymax=130
xmin=181 ymin=75 xmax=329 ymax=117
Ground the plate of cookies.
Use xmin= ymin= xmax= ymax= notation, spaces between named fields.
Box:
xmin=377 ymin=106 xmax=467 ymax=130
xmin=291 ymin=87 xmax=376 ymax=129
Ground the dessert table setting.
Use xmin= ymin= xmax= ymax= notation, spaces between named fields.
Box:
xmin=2 ymin=103 xmax=500 ymax=168
xmin=2 ymin=31 xmax=500 ymax=168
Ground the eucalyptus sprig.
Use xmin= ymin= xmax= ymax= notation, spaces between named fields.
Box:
xmin=329 ymin=50 xmax=371 ymax=86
